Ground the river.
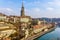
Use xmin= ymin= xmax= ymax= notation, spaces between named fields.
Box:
xmin=35 ymin=26 xmax=60 ymax=40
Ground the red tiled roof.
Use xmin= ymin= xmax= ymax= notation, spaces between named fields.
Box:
xmin=33 ymin=25 xmax=43 ymax=29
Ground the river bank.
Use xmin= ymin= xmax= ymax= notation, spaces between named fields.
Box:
xmin=24 ymin=27 xmax=55 ymax=40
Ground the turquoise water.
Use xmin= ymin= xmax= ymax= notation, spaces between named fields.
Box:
xmin=35 ymin=26 xmax=60 ymax=40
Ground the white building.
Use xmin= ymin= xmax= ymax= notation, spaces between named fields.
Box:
xmin=0 ymin=13 xmax=7 ymax=22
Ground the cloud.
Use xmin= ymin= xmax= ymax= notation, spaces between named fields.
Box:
xmin=47 ymin=7 xmax=54 ymax=11
xmin=0 ymin=8 xmax=15 ymax=15
xmin=31 ymin=8 xmax=40 ymax=13
xmin=25 ymin=0 xmax=60 ymax=18
xmin=25 ymin=1 xmax=41 ymax=7
xmin=25 ymin=8 xmax=41 ymax=18
xmin=0 ymin=8 xmax=13 ymax=11
xmin=6 ymin=8 xmax=13 ymax=12
xmin=48 ymin=0 xmax=60 ymax=7
xmin=54 ymin=0 xmax=60 ymax=6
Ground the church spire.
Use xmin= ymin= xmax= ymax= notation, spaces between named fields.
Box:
xmin=21 ymin=1 xmax=25 ymax=16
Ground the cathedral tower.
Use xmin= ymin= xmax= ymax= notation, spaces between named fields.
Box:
xmin=21 ymin=2 xmax=25 ymax=16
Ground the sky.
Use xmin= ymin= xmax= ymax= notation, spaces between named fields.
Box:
xmin=0 ymin=0 xmax=60 ymax=18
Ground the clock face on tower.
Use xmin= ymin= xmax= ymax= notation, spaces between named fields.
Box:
xmin=20 ymin=18 xmax=29 ymax=22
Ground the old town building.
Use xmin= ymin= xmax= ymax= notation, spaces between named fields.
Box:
xmin=0 ymin=13 xmax=7 ymax=22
